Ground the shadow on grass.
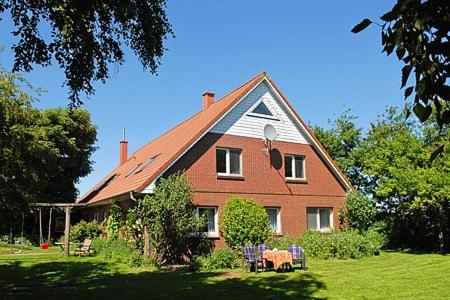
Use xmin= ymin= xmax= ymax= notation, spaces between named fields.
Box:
xmin=0 ymin=259 xmax=326 ymax=299
xmin=383 ymin=248 xmax=449 ymax=256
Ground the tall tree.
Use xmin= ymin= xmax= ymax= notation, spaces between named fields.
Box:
xmin=0 ymin=66 xmax=97 ymax=230
xmin=352 ymin=0 xmax=449 ymax=141
xmin=312 ymin=110 xmax=366 ymax=190
xmin=0 ymin=0 xmax=173 ymax=105
xmin=313 ymin=108 xmax=450 ymax=251
xmin=357 ymin=108 xmax=450 ymax=251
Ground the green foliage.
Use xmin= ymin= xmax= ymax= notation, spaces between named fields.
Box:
xmin=265 ymin=235 xmax=295 ymax=250
xmin=70 ymin=220 xmax=102 ymax=243
xmin=221 ymin=197 xmax=271 ymax=250
xmin=191 ymin=248 xmax=241 ymax=271
xmin=0 ymin=0 xmax=173 ymax=105
xmin=358 ymin=108 xmax=450 ymax=251
xmin=352 ymin=1 xmax=450 ymax=131
xmin=133 ymin=172 xmax=207 ymax=265
xmin=314 ymin=107 xmax=450 ymax=252
xmin=0 ymin=65 xmax=97 ymax=233
xmin=106 ymin=201 xmax=126 ymax=239
xmin=311 ymin=109 xmax=365 ymax=189
xmin=298 ymin=230 xmax=385 ymax=259
xmin=339 ymin=192 xmax=376 ymax=232
xmin=91 ymin=238 xmax=152 ymax=267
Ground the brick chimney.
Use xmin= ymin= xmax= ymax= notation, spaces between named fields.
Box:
xmin=202 ymin=92 xmax=215 ymax=110
xmin=120 ymin=127 xmax=128 ymax=165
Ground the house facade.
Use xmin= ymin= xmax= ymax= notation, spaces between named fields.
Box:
xmin=78 ymin=72 xmax=352 ymax=247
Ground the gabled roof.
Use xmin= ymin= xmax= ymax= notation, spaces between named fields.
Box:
xmin=79 ymin=72 xmax=352 ymax=205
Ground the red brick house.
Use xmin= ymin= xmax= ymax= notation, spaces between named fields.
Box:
xmin=78 ymin=72 xmax=352 ymax=246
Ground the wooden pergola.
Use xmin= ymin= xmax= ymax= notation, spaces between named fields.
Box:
xmin=32 ymin=203 xmax=87 ymax=256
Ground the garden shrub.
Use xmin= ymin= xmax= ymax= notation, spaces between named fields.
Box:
xmin=265 ymin=235 xmax=295 ymax=250
xmin=105 ymin=200 xmax=126 ymax=239
xmin=191 ymin=248 xmax=241 ymax=271
xmin=298 ymin=229 xmax=384 ymax=259
xmin=91 ymin=238 xmax=153 ymax=267
xmin=221 ymin=196 xmax=270 ymax=250
xmin=70 ymin=220 xmax=102 ymax=243
xmin=133 ymin=172 xmax=207 ymax=266
xmin=339 ymin=191 xmax=376 ymax=232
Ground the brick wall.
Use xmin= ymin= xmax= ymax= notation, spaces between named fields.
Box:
xmin=166 ymin=132 xmax=347 ymax=247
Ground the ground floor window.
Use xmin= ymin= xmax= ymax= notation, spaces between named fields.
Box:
xmin=307 ymin=208 xmax=332 ymax=231
xmin=266 ymin=208 xmax=281 ymax=234
xmin=196 ymin=207 xmax=219 ymax=237
xmin=102 ymin=211 xmax=109 ymax=221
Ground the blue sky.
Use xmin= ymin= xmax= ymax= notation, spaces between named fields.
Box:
xmin=0 ymin=0 xmax=402 ymax=196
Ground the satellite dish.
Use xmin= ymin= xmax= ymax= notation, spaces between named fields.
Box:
xmin=264 ymin=124 xmax=277 ymax=141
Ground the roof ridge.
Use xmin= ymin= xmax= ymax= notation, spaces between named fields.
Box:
xmin=212 ymin=72 xmax=267 ymax=104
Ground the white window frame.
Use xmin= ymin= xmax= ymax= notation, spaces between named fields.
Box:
xmin=247 ymin=99 xmax=279 ymax=120
xmin=103 ymin=211 xmax=109 ymax=221
xmin=285 ymin=154 xmax=306 ymax=180
xmin=196 ymin=207 xmax=219 ymax=238
xmin=216 ymin=148 xmax=243 ymax=176
xmin=266 ymin=207 xmax=281 ymax=234
xmin=93 ymin=212 xmax=99 ymax=222
xmin=307 ymin=208 xmax=333 ymax=232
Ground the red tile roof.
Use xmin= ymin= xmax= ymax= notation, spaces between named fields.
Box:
xmin=79 ymin=72 xmax=267 ymax=204
xmin=79 ymin=72 xmax=352 ymax=205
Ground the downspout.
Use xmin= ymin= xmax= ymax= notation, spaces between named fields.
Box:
xmin=130 ymin=191 xmax=137 ymax=202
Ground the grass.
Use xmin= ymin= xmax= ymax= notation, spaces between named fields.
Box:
xmin=0 ymin=246 xmax=449 ymax=299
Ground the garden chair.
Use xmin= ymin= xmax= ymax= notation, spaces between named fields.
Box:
xmin=74 ymin=239 xmax=92 ymax=256
xmin=242 ymin=244 xmax=265 ymax=273
xmin=257 ymin=243 xmax=269 ymax=271
xmin=288 ymin=244 xmax=306 ymax=270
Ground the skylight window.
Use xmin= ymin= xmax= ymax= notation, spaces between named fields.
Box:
xmin=252 ymin=102 xmax=273 ymax=116
xmin=134 ymin=154 xmax=159 ymax=174
xmin=94 ymin=174 xmax=118 ymax=193
xmin=125 ymin=163 xmax=142 ymax=177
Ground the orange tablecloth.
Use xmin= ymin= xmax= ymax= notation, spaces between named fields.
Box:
xmin=263 ymin=250 xmax=293 ymax=270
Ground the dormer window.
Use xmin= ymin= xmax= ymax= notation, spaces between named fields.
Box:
xmin=252 ymin=102 xmax=273 ymax=116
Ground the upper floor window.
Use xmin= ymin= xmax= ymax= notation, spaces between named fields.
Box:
xmin=307 ymin=208 xmax=332 ymax=232
xmin=285 ymin=155 xmax=305 ymax=179
xmin=216 ymin=148 xmax=242 ymax=176
xmin=252 ymin=102 xmax=273 ymax=116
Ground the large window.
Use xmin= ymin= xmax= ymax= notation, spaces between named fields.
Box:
xmin=196 ymin=207 xmax=219 ymax=237
xmin=216 ymin=148 xmax=242 ymax=176
xmin=307 ymin=208 xmax=332 ymax=231
xmin=285 ymin=155 xmax=305 ymax=180
xmin=266 ymin=208 xmax=281 ymax=234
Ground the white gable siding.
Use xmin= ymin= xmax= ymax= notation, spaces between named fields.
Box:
xmin=210 ymin=81 xmax=310 ymax=144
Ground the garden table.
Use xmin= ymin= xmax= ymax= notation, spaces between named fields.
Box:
xmin=54 ymin=242 xmax=69 ymax=253
xmin=263 ymin=250 xmax=293 ymax=271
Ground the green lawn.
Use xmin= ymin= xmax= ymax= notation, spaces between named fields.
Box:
xmin=0 ymin=247 xmax=449 ymax=300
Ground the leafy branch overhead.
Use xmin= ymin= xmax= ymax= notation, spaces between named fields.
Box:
xmin=0 ymin=0 xmax=174 ymax=106
xmin=352 ymin=0 xmax=449 ymax=130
